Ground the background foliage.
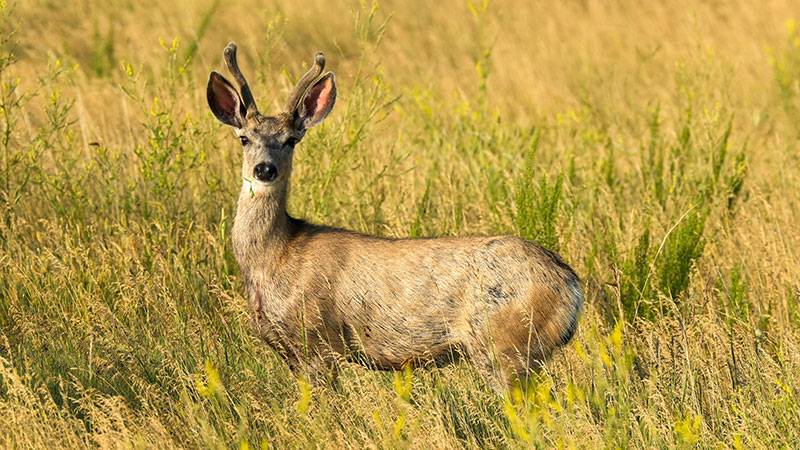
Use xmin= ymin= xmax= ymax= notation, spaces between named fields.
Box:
xmin=1 ymin=0 xmax=799 ymax=448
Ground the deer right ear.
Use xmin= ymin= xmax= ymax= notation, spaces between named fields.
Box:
xmin=295 ymin=72 xmax=337 ymax=130
xmin=207 ymin=71 xmax=245 ymax=128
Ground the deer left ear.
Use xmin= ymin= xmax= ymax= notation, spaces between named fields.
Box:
xmin=295 ymin=72 xmax=336 ymax=130
xmin=207 ymin=71 xmax=246 ymax=128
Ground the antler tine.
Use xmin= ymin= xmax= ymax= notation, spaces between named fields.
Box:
xmin=223 ymin=42 xmax=258 ymax=117
xmin=284 ymin=52 xmax=326 ymax=114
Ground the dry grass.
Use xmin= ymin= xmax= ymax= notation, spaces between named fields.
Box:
xmin=1 ymin=0 xmax=799 ymax=448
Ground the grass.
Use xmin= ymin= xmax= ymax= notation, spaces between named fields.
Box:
xmin=1 ymin=0 xmax=800 ymax=448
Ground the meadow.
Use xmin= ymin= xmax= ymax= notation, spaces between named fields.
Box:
xmin=1 ymin=0 xmax=799 ymax=447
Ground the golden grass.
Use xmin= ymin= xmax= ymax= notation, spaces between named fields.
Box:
xmin=1 ymin=0 xmax=799 ymax=448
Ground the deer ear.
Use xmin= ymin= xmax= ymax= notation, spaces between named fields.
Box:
xmin=296 ymin=72 xmax=336 ymax=130
xmin=207 ymin=71 xmax=246 ymax=128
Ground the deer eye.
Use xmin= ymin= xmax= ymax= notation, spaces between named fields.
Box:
xmin=239 ymin=136 xmax=250 ymax=146
xmin=284 ymin=137 xmax=299 ymax=148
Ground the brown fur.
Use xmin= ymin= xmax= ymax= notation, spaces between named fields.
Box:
xmin=208 ymin=43 xmax=583 ymax=393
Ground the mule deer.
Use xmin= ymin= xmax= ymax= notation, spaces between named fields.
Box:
xmin=207 ymin=43 xmax=583 ymax=393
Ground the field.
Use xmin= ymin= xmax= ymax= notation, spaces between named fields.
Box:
xmin=1 ymin=0 xmax=800 ymax=447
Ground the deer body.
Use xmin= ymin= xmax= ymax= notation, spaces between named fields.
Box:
xmin=209 ymin=43 xmax=582 ymax=392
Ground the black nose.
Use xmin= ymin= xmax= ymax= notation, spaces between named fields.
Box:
xmin=253 ymin=162 xmax=278 ymax=183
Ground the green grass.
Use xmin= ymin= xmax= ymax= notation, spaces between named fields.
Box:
xmin=2 ymin=0 xmax=800 ymax=448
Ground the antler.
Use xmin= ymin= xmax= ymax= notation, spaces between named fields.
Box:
xmin=284 ymin=52 xmax=326 ymax=114
xmin=223 ymin=42 xmax=258 ymax=117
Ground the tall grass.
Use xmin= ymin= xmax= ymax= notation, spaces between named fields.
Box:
xmin=1 ymin=0 xmax=800 ymax=448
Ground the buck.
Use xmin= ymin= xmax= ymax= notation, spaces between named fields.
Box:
xmin=207 ymin=43 xmax=583 ymax=393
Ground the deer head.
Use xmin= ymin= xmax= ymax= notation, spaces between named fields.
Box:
xmin=206 ymin=43 xmax=337 ymax=197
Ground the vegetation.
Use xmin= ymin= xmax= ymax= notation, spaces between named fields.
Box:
xmin=1 ymin=0 xmax=799 ymax=447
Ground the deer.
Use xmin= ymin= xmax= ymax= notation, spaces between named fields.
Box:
xmin=206 ymin=42 xmax=583 ymax=394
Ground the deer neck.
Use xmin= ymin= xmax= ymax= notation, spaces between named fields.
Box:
xmin=232 ymin=181 xmax=293 ymax=279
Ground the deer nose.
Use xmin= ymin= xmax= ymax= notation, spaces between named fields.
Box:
xmin=253 ymin=162 xmax=278 ymax=183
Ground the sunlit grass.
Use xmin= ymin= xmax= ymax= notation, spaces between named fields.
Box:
xmin=1 ymin=0 xmax=799 ymax=448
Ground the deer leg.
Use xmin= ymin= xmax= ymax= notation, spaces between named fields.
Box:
xmin=464 ymin=344 xmax=508 ymax=398
xmin=283 ymin=349 xmax=338 ymax=387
